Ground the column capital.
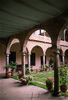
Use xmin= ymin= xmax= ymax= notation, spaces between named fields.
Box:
xmin=52 ymin=46 xmax=61 ymax=54
xmin=28 ymin=52 xmax=31 ymax=55
xmin=43 ymin=54 xmax=45 ymax=56
xmin=62 ymin=52 xmax=65 ymax=56
xmin=62 ymin=54 xmax=65 ymax=56
xmin=52 ymin=46 xmax=61 ymax=50
xmin=6 ymin=52 xmax=10 ymax=57
xmin=53 ymin=50 xmax=60 ymax=55
xmin=6 ymin=52 xmax=10 ymax=55
xmin=21 ymin=51 xmax=26 ymax=55
xmin=43 ymin=52 xmax=45 ymax=56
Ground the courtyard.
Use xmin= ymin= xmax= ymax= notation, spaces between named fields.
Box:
xmin=0 ymin=0 xmax=68 ymax=100
xmin=0 ymin=73 xmax=68 ymax=100
xmin=11 ymin=68 xmax=68 ymax=97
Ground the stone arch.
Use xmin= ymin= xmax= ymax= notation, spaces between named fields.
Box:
xmin=26 ymin=47 xmax=29 ymax=53
xmin=6 ymin=37 xmax=21 ymax=53
xmin=57 ymin=22 xmax=68 ymax=46
xmin=23 ymin=27 xmax=52 ymax=52
xmin=6 ymin=37 xmax=22 ymax=66
xmin=30 ymin=45 xmax=44 ymax=54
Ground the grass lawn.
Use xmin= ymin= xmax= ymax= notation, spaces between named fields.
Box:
xmin=27 ymin=70 xmax=54 ymax=83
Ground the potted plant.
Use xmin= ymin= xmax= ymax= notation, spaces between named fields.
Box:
xmin=45 ymin=64 xmax=49 ymax=71
xmin=52 ymin=63 xmax=54 ymax=70
xmin=10 ymin=61 xmax=17 ymax=76
xmin=25 ymin=68 xmax=29 ymax=74
xmin=17 ymin=71 xmax=22 ymax=79
xmin=59 ymin=65 xmax=67 ymax=93
xmin=5 ymin=64 xmax=11 ymax=78
xmin=40 ymin=64 xmax=43 ymax=72
xmin=20 ymin=77 xmax=28 ymax=85
xmin=46 ymin=77 xmax=53 ymax=91
xmin=31 ymin=65 xmax=33 ymax=71
xmin=20 ymin=75 xmax=33 ymax=85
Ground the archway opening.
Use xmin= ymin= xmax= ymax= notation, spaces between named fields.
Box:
xmin=46 ymin=47 xmax=54 ymax=69
xmin=7 ymin=38 xmax=21 ymax=72
xmin=31 ymin=45 xmax=43 ymax=70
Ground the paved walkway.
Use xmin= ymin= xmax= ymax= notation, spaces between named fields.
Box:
xmin=0 ymin=75 xmax=68 ymax=100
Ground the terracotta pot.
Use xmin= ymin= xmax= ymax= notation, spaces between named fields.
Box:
xmin=18 ymin=73 xmax=22 ymax=79
xmin=45 ymin=68 xmax=47 ymax=71
xmin=11 ymin=73 xmax=14 ymax=76
xmin=46 ymin=82 xmax=53 ymax=90
xmin=26 ymin=71 xmax=28 ymax=74
xmin=31 ymin=68 xmax=33 ymax=71
xmin=6 ymin=72 xmax=11 ymax=78
xmin=60 ymin=85 xmax=67 ymax=93
xmin=52 ymin=67 xmax=54 ymax=70
xmin=21 ymin=80 xmax=29 ymax=85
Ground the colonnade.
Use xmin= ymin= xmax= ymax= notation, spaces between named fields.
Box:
xmin=6 ymin=49 xmax=66 ymax=76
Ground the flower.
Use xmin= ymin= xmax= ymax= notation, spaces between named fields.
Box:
xmin=59 ymin=65 xmax=67 ymax=86
xmin=46 ymin=77 xmax=53 ymax=91
xmin=20 ymin=75 xmax=34 ymax=85
xmin=22 ymin=75 xmax=34 ymax=81
xmin=60 ymin=65 xmax=64 ymax=67
xmin=46 ymin=77 xmax=53 ymax=84
xmin=28 ymin=75 xmax=34 ymax=81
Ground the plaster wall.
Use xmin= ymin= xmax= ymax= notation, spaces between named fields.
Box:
xmin=29 ymin=33 xmax=51 ymax=43
xmin=0 ymin=45 xmax=6 ymax=74
xmin=27 ymin=40 xmax=51 ymax=53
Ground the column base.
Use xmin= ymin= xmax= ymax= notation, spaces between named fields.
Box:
xmin=52 ymin=91 xmax=60 ymax=97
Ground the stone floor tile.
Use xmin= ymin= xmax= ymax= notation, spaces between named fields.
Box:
xmin=0 ymin=76 xmax=68 ymax=100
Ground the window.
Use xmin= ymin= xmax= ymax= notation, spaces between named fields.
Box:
xmin=9 ymin=52 xmax=16 ymax=63
xmin=40 ymin=29 xmax=45 ymax=36
xmin=41 ymin=56 xmax=46 ymax=65
xmin=31 ymin=53 xmax=35 ymax=66
xmin=35 ymin=29 xmax=46 ymax=36
xmin=35 ymin=30 xmax=40 ymax=35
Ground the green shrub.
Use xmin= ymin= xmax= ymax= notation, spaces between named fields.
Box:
xmin=45 ymin=64 xmax=49 ymax=68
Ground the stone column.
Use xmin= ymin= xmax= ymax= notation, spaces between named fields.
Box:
xmin=21 ymin=51 xmax=26 ymax=76
xmin=28 ymin=53 xmax=31 ymax=73
xmin=6 ymin=52 xmax=10 ymax=73
xmin=43 ymin=53 xmax=45 ymax=71
xmin=52 ymin=49 xmax=60 ymax=96
xmin=6 ymin=52 xmax=10 ymax=65
xmin=62 ymin=54 xmax=65 ymax=64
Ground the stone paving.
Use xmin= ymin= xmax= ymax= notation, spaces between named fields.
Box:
xmin=0 ymin=76 xmax=68 ymax=100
